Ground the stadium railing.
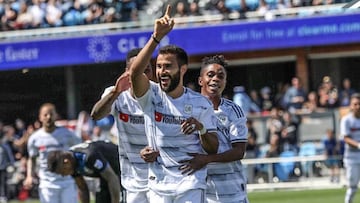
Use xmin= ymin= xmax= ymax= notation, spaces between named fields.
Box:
xmin=243 ymin=154 xmax=344 ymax=191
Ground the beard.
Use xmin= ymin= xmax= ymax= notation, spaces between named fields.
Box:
xmin=159 ymin=69 xmax=181 ymax=93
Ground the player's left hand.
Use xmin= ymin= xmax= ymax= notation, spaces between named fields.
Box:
xmin=181 ymin=117 xmax=202 ymax=135
xmin=178 ymin=153 xmax=209 ymax=175
xmin=140 ymin=146 xmax=159 ymax=163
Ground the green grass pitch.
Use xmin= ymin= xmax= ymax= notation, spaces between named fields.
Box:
xmin=8 ymin=188 xmax=360 ymax=203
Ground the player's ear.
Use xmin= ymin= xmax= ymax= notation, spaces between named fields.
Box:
xmin=198 ymin=76 xmax=203 ymax=87
xmin=180 ymin=64 xmax=187 ymax=76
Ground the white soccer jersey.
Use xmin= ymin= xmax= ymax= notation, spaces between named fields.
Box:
xmin=27 ymin=127 xmax=81 ymax=188
xmin=340 ymin=113 xmax=360 ymax=164
xmin=206 ymin=98 xmax=248 ymax=203
xmin=102 ymin=86 xmax=149 ymax=192
xmin=137 ymin=81 xmax=217 ymax=196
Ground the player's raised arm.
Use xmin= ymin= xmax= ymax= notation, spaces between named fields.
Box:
xmin=129 ymin=5 xmax=175 ymax=98
xmin=90 ymin=72 xmax=130 ymax=120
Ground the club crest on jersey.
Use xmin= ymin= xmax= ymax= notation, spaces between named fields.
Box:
xmin=217 ymin=114 xmax=228 ymax=125
xmin=184 ymin=104 xmax=193 ymax=114
xmin=93 ymin=159 xmax=104 ymax=170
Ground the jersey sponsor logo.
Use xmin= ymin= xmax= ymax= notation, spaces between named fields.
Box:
xmin=119 ymin=111 xmax=144 ymax=124
xmin=119 ymin=112 xmax=129 ymax=122
xmin=350 ymin=127 xmax=360 ymax=132
xmin=39 ymin=145 xmax=46 ymax=152
xmin=154 ymin=111 xmax=186 ymax=124
xmin=93 ymin=159 xmax=104 ymax=170
xmin=155 ymin=112 xmax=163 ymax=122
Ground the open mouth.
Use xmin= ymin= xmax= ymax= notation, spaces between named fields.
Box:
xmin=160 ymin=76 xmax=170 ymax=86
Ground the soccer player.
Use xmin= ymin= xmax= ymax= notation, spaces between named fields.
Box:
xmin=47 ymin=140 xmax=121 ymax=203
xmin=24 ymin=103 xmax=81 ymax=203
xmin=129 ymin=5 xmax=219 ymax=203
xmin=341 ymin=93 xmax=360 ymax=203
xmin=179 ymin=55 xmax=249 ymax=203
xmin=90 ymin=48 xmax=154 ymax=203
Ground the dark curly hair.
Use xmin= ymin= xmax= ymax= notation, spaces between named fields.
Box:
xmin=200 ymin=55 xmax=228 ymax=75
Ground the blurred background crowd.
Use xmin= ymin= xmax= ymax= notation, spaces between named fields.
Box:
xmin=0 ymin=0 xmax=353 ymax=31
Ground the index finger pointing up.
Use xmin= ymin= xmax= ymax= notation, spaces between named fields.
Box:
xmin=164 ymin=4 xmax=172 ymax=17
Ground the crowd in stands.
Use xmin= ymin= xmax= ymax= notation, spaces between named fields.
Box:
xmin=239 ymin=75 xmax=351 ymax=183
xmin=0 ymin=0 xmax=353 ymax=31
xmin=0 ymin=75 xmax=355 ymax=200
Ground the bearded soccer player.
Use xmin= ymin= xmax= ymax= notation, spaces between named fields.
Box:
xmin=129 ymin=5 xmax=219 ymax=203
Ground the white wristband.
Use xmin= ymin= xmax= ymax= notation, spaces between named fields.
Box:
xmin=198 ymin=126 xmax=207 ymax=136
xmin=357 ymin=143 xmax=360 ymax=150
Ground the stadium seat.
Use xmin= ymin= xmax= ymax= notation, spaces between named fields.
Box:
xmin=298 ymin=142 xmax=317 ymax=177
xmin=274 ymin=150 xmax=296 ymax=181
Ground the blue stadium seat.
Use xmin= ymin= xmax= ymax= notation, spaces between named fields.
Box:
xmin=274 ymin=150 xmax=296 ymax=181
xmin=245 ymin=0 xmax=260 ymax=11
xmin=298 ymin=142 xmax=317 ymax=176
xmin=225 ymin=0 xmax=242 ymax=11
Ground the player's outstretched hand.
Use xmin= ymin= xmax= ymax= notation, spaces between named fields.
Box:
xmin=153 ymin=4 xmax=175 ymax=41
xmin=114 ymin=71 xmax=130 ymax=94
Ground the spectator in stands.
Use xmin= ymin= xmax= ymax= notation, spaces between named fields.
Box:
xmin=62 ymin=0 xmax=85 ymax=26
xmin=206 ymin=0 xmax=231 ymax=20
xmin=174 ymin=1 xmax=188 ymax=18
xmin=101 ymin=7 xmax=118 ymax=23
xmin=119 ymin=0 xmax=138 ymax=22
xmin=28 ymin=0 xmax=45 ymax=28
xmin=1 ymin=4 xmax=18 ymax=31
xmin=265 ymin=133 xmax=281 ymax=180
xmin=302 ymin=91 xmax=320 ymax=113
xmin=274 ymin=82 xmax=289 ymax=110
xmin=75 ymin=111 xmax=94 ymax=141
xmin=45 ymin=0 xmax=63 ymax=27
xmin=0 ymin=135 xmax=15 ymax=203
xmin=2 ymin=125 xmax=22 ymax=160
xmin=233 ymin=85 xmax=261 ymax=116
xmin=283 ymin=76 xmax=307 ymax=113
xmin=188 ymin=1 xmax=202 ymax=16
xmin=83 ymin=3 xmax=103 ymax=24
xmin=260 ymin=86 xmax=274 ymax=113
xmin=91 ymin=125 xmax=106 ymax=141
xmin=280 ymin=111 xmax=299 ymax=152
xmin=15 ymin=2 xmax=33 ymax=29
xmin=339 ymin=78 xmax=356 ymax=107
xmin=323 ymin=129 xmax=340 ymax=183
xmin=257 ymin=0 xmax=274 ymax=21
xmin=318 ymin=76 xmax=339 ymax=108
xmin=265 ymin=106 xmax=283 ymax=144
xmin=266 ymin=133 xmax=281 ymax=157
xmin=250 ymin=89 xmax=262 ymax=111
